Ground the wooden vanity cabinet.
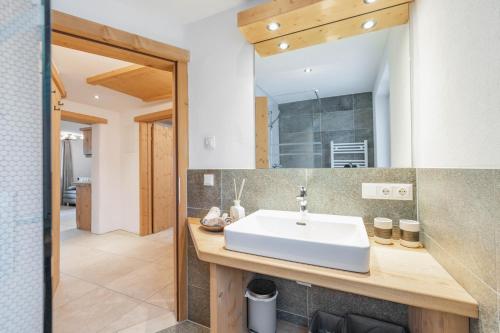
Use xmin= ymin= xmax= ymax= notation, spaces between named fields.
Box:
xmin=76 ymin=183 xmax=91 ymax=231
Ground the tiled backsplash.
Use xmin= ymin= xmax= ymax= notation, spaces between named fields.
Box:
xmin=187 ymin=168 xmax=417 ymax=327
xmin=418 ymin=169 xmax=500 ymax=333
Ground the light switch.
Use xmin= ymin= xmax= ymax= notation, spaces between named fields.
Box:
xmin=204 ymin=174 xmax=215 ymax=186
xmin=204 ymin=136 xmax=216 ymax=150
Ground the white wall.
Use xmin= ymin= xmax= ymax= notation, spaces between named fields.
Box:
xmin=387 ymin=26 xmax=412 ymax=167
xmin=411 ymin=0 xmax=500 ymax=168
xmin=372 ymin=64 xmax=391 ymax=168
xmin=63 ymin=100 xmax=122 ymax=234
xmin=186 ymin=4 xmax=257 ymax=169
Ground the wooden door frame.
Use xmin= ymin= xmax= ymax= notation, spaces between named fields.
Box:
xmin=51 ymin=10 xmax=190 ymax=320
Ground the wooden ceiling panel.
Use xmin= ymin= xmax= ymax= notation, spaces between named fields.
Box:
xmin=87 ymin=65 xmax=173 ymax=103
xmin=238 ymin=0 xmax=412 ymax=44
xmin=255 ymin=4 xmax=410 ymax=57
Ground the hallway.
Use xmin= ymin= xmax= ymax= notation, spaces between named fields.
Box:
xmin=54 ymin=228 xmax=176 ymax=333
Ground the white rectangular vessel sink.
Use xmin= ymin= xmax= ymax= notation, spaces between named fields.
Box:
xmin=224 ymin=210 xmax=370 ymax=273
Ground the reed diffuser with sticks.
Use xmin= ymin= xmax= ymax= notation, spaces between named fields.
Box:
xmin=230 ymin=178 xmax=246 ymax=221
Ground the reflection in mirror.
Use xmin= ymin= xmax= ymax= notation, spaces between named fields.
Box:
xmin=255 ymin=25 xmax=411 ymax=169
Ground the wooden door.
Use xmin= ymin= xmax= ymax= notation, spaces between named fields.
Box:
xmin=51 ymin=79 xmax=61 ymax=292
xmin=152 ymin=122 xmax=175 ymax=233
xmin=139 ymin=121 xmax=175 ymax=235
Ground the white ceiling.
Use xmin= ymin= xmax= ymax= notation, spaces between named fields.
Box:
xmin=114 ymin=0 xmax=253 ymax=25
xmin=52 ymin=45 xmax=168 ymax=111
xmin=255 ymin=29 xmax=391 ymax=104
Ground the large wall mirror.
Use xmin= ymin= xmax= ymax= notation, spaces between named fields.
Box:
xmin=255 ymin=23 xmax=411 ymax=169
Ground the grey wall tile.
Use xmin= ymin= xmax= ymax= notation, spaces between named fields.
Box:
xmin=279 ymin=114 xmax=315 ymax=133
xmin=277 ymin=310 xmax=309 ymax=327
xmin=495 ymin=170 xmax=500 ymax=297
xmin=354 ymin=108 xmax=374 ymax=130
xmin=221 ymin=169 xmax=307 ymax=214
xmin=307 ymin=286 xmax=408 ymax=327
xmin=187 ymin=170 xmax=221 ymax=210
xmin=280 ymin=131 xmax=319 ymax=144
xmin=188 ymin=285 xmax=210 ymax=327
xmin=321 ymin=110 xmax=354 ymax=132
xmin=256 ymin=275 xmax=308 ymax=317
xmin=188 ymin=241 xmax=210 ymax=290
xmin=417 ymin=169 xmax=497 ymax=290
xmin=423 ymin=234 xmax=498 ymax=333
xmin=306 ymin=169 xmax=417 ymax=226
xmin=354 ymin=92 xmax=373 ymax=109
xmin=321 ymin=95 xmax=354 ymax=112
xmin=280 ymin=99 xmax=316 ymax=117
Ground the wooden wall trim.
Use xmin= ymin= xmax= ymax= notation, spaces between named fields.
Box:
xmin=139 ymin=123 xmax=153 ymax=236
xmin=134 ymin=109 xmax=173 ymax=123
xmin=61 ymin=110 xmax=108 ymax=124
xmin=52 ymin=10 xmax=190 ymax=63
xmin=51 ymin=63 xmax=67 ymax=98
xmin=176 ymin=62 xmax=189 ymax=320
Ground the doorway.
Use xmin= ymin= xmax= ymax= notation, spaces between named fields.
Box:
xmin=48 ymin=10 xmax=190 ymax=332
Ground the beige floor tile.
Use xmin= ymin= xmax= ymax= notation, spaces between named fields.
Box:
xmin=105 ymin=261 xmax=172 ymax=300
xmin=61 ymin=249 xmax=149 ymax=286
xmin=145 ymin=285 xmax=175 ymax=310
xmin=54 ymin=287 xmax=139 ymax=333
xmin=117 ymin=312 xmax=177 ymax=333
xmin=142 ymin=229 xmax=174 ymax=245
xmin=53 ymin=274 xmax=98 ymax=309
xmin=97 ymin=303 xmax=171 ymax=333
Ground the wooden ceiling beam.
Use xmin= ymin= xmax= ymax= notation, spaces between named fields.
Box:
xmin=61 ymin=110 xmax=108 ymax=124
xmin=86 ymin=65 xmax=173 ymax=103
xmin=238 ymin=0 xmax=412 ymax=44
xmin=134 ymin=109 xmax=173 ymax=123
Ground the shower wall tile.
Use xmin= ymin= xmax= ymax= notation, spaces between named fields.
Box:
xmin=278 ymin=93 xmax=374 ymax=168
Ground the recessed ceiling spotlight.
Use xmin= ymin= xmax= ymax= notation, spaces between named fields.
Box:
xmin=363 ymin=0 xmax=377 ymax=4
xmin=362 ymin=19 xmax=377 ymax=30
xmin=279 ymin=42 xmax=289 ymax=50
xmin=304 ymin=68 xmax=313 ymax=73
xmin=93 ymin=95 xmax=100 ymax=100
xmin=267 ymin=22 xmax=280 ymax=31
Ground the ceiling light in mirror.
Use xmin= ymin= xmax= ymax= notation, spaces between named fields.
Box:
xmin=267 ymin=22 xmax=280 ymax=31
xmin=304 ymin=68 xmax=313 ymax=73
xmin=279 ymin=42 xmax=289 ymax=50
xmin=363 ymin=0 xmax=377 ymax=4
xmin=362 ymin=20 xmax=377 ymax=30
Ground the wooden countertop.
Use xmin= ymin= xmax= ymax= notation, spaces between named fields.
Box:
xmin=188 ymin=218 xmax=478 ymax=318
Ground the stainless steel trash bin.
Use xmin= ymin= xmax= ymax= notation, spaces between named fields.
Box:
xmin=246 ymin=279 xmax=278 ymax=333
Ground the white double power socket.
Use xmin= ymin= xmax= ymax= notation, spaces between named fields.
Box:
xmin=361 ymin=183 xmax=413 ymax=201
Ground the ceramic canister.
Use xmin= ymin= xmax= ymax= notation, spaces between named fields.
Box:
xmin=399 ymin=219 xmax=421 ymax=248
xmin=374 ymin=217 xmax=393 ymax=245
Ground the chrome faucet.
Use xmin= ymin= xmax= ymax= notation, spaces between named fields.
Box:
xmin=296 ymin=186 xmax=308 ymax=225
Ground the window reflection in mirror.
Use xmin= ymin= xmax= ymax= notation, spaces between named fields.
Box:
xmin=255 ymin=24 xmax=411 ymax=169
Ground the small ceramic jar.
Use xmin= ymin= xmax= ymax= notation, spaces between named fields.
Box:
xmin=399 ymin=219 xmax=421 ymax=248
xmin=374 ymin=217 xmax=393 ymax=245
